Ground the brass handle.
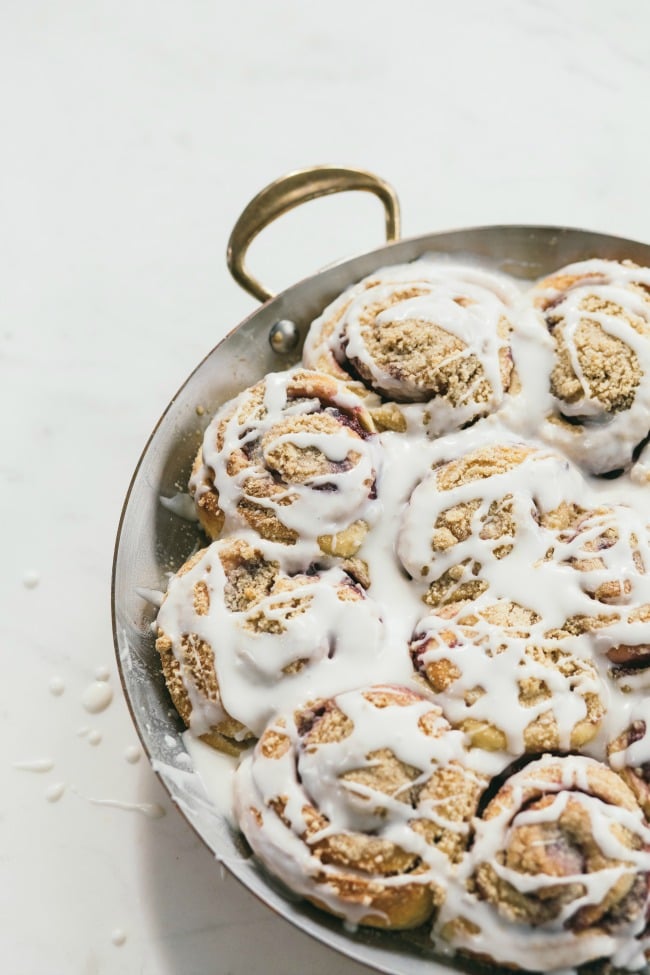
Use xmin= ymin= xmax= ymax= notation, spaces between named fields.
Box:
xmin=226 ymin=165 xmax=401 ymax=303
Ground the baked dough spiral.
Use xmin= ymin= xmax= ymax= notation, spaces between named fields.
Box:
xmin=155 ymin=537 xmax=384 ymax=752
xmin=303 ymin=261 xmax=517 ymax=435
xmin=189 ymin=368 xmax=381 ymax=561
xmin=235 ymin=685 xmax=486 ymax=929
xmin=532 ymin=259 xmax=650 ymax=474
xmin=436 ymin=755 xmax=650 ymax=972
xmin=546 ymin=503 xmax=649 ymax=604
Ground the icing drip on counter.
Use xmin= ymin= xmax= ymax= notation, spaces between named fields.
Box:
xmin=13 ymin=758 xmax=55 ymax=773
xmin=159 ymin=492 xmax=199 ymax=521
xmin=45 ymin=782 xmax=66 ymax=803
xmin=84 ymin=796 xmax=166 ymax=819
xmin=49 ymin=676 xmax=65 ymax=696
xmin=81 ymin=681 xmax=113 ymax=714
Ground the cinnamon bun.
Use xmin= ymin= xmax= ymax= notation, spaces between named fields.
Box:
xmin=189 ymin=368 xmax=380 ymax=561
xmin=304 ymin=261 xmax=518 ymax=435
xmin=542 ymin=503 xmax=650 ymax=687
xmin=155 ymin=537 xmax=385 ymax=751
xmin=410 ymin=597 xmax=605 ymax=754
xmin=531 ymin=259 xmax=650 ymax=474
xmin=235 ymin=685 xmax=487 ymax=929
xmin=436 ymin=755 xmax=650 ymax=972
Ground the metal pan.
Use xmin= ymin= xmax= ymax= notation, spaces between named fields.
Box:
xmin=111 ymin=165 xmax=650 ymax=975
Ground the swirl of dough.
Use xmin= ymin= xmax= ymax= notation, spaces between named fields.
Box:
xmin=397 ymin=441 xmax=581 ymax=611
xmin=234 ymin=685 xmax=487 ymax=929
xmin=155 ymin=538 xmax=385 ymax=752
xmin=189 ymin=368 xmax=381 ymax=561
xmin=410 ymin=597 xmax=606 ymax=754
xmin=531 ymin=258 xmax=650 ymax=474
xmin=303 ymin=261 xmax=518 ymax=435
xmin=436 ymin=755 xmax=650 ymax=972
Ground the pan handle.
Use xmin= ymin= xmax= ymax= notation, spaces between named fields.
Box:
xmin=226 ymin=165 xmax=401 ymax=303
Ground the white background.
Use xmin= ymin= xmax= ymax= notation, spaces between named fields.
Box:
xmin=3 ymin=2 xmax=650 ymax=972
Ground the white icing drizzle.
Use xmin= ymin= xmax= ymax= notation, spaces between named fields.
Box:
xmin=182 ymin=732 xmax=238 ymax=824
xmin=135 ymin=587 xmax=165 ymax=608
xmin=355 ymin=430 xmax=443 ymax=654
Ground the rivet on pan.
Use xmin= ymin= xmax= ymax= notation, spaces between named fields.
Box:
xmin=269 ymin=319 xmax=299 ymax=354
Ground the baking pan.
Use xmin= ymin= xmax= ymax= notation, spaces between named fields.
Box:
xmin=112 ymin=165 xmax=650 ymax=975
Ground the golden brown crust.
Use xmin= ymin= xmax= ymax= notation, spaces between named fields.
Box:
xmin=156 ymin=631 xmax=253 ymax=751
xmin=434 ymin=444 xmax=533 ymax=492
xmin=155 ymin=540 xmax=278 ymax=752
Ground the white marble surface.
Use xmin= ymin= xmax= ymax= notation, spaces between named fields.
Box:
xmin=4 ymin=1 xmax=650 ymax=972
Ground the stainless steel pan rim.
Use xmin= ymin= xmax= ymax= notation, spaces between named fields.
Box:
xmin=112 ymin=165 xmax=650 ymax=975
